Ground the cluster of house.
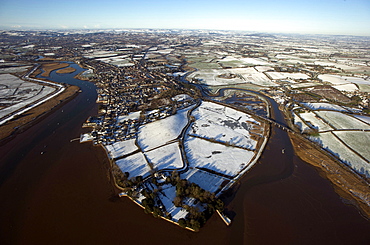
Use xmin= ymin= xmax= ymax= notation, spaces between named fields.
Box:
xmin=81 ymin=58 xmax=194 ymax=146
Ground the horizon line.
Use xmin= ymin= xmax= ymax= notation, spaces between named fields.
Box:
xmin=1 ymin=27 xmax=370 ymax=38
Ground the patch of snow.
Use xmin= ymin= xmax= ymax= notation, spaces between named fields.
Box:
xmin=333 ymin=84 xmax=358 ymax=91
xmin=145 ymin=142 xmax=184 ymax=170
xmin=315 ymin=111 xmax=369 ymax=130
xmin=299 ymin=112 xmax=332 ymax=132
xmin=354 ymin=115 xmax=370 ymax=125
xmin=333 ymin=131 xmax=370 ymax=161
xmin=172 ymin=94 xmax=192 ymax=102
xmin=185 ymin=136 xmax=255 ymax=177
xmin=117 ymin=111 xmax=141 ymax=122
xmin=313 ymin=132 xmax=369 ymax=178
xmin=160 ymin=185 xmax=188 ymax=222
xmin=180 ymin=168 xmax=228 ymax=193
xmin=80 ymin=133 xmax=94 ymax=143
xmin=115 ymin=152 xmax=151 ymax=178
xmin=137 ymin=106 xmax=193 ymax=151
xmin=302 ymin=102 xmax=348 ymax=112
xmin=266 ymin=72 xmax=309 ymax=80
xmin=105 ymin=139 xmax=138 ymax=159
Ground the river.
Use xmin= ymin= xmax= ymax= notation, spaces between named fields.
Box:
xmin=0 ymin=64 xmax=369 ymax=244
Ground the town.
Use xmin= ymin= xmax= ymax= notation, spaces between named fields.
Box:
xmin=0 ymin=29 xmax=369 ymax=231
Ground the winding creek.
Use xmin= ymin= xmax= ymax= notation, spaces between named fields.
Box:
xmin=0 ymin=63 xmax=369 ymax=244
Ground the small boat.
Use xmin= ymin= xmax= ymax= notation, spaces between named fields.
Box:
xmin=282 ymin=148 xmax=285 ymax=154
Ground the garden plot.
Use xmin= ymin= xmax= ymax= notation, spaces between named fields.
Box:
xmin=137 ymin=106 xmax=193 ymax=151
xmin=184 ymin=136 xmax=255 ymax=177
xmin=301 ymin=102 xmax=348 ymax=112
xmin=266 ymin=72 xmax=309 ymax=80
xmin=333 ymin=131 xmax=370 ymax=161
xmin=105 ymin=139 xmax=138 ymax=159
xmin=315 ymin=111 xmax=369 ymax=130
xmin=180 ymin=168 xmax=228 ymax=193
xmin=313 ymin=132 xmax=369 ymax=177
xmin=145 ymin=142 xmax=183 ymax=171
xmin=299 ymin=112 xmax=332 ymax=132
xmin=115 ymin=152 xmax=151 ymax=178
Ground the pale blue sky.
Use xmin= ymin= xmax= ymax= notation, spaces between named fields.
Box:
xmin=0 ymin=0 xmax=369 ymax=35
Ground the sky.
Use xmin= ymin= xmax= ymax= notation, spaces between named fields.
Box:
xmin=0 ymin=0 xmax=369 ymax=36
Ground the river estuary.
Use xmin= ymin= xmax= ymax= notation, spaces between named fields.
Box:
xmin=0 ymin=62 xmax=369 ymax=244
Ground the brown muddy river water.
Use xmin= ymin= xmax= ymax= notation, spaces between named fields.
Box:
xmin=0 ymin=63 xmax=369 ymax=244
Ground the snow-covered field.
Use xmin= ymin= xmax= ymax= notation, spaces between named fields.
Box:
xmin=315 ymin=111 xmax=369 ymax=130
xmin=83 ymin=50 xmax=118 ymax=59
xmin=290 ymin=82 xmax=318 ymax=88
xmin=313 ymin=132 xmax=369 ymax=177
xmin=115 ymin=152 xmax=151 ymax=178
xmin=145 ymin=142 xmax=184 ymax=170
xmin=189 ymin=121 xmax=257 ymax=149
xmin=0 ymin=74 xmax=57 ymax=119
xmin=188 ymin=69 xmax=244 ymax=86
xmin=302 ymin=102 xmax=348 ymax=112
xmin=319 ymin=74 xmax=370 ymax=86
xmin=333 ymin=84 xmax=358 ymax=91
xmin=189 ymin=102 xmax=258 ymax=149
xmin=105 ymin=139 xmax=138 ymax=159
xmin=296 ymin=112 xmax=333 ymax=132
xmin=218 ymin=56 xmax=270 ymax=67
xmin=254 ymin=66 xmax=274 ymax=73
xmin=227 ymin=68 xmax=277 ymax=87
xmin=180 ymin=168 xmax=228 ymax=193
xmin=189 ymin=68 xmax=278 ymax=86
xmin=333 ymin=131 xmax=370 ymax=161
xmin=354 ymin=115 xmax=370 ymax=125
xmin=266 ymin=72 xmax=309 ymax=80
xmin=293 ymin=112 xmax=310 ymax=133
xmin=137 ymin=106 xmax=193 ymax=151
xmin=172 ymin=94 xmax=192 ymax=102
xmin=160 ymin=185 xmax=188 ymax=221
xmin=185 ymin=136 xmax=255 ymax=177
xmin=183 ymin=101 xmax=262 ymax=176
xmin=0 ymin=66 xmax=31 ymax=74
